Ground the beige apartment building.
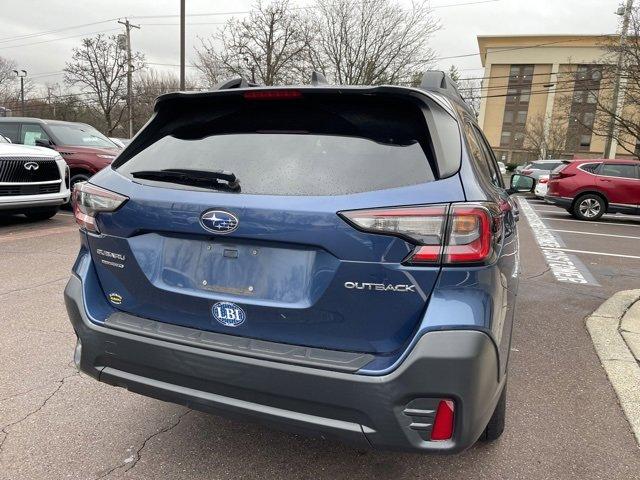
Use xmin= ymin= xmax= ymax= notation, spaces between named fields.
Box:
xmin=477 ymin=34 xmax=634 ymax=165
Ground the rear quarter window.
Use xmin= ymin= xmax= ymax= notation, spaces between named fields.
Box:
xmin=577 ymin=162 xmax=601 ymax=174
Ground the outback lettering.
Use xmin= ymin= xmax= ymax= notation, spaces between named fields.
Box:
xmin=344 ymin=282 xmax=416 ymax=292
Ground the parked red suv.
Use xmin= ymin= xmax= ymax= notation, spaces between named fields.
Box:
xmin=0 ymin=117 xmax=122 ymax=192
xmin=546 ymin=159 xmax=640 ymax=220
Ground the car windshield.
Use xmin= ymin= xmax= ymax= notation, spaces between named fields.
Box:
xmin=531 ymin=161 xmax=562 ymax=170
xmin=48 ymin=124 xmax=116 ymax=148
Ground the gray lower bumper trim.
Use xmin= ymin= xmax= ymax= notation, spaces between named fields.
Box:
xmin=106 ymin=311 xmax=374 ymax=373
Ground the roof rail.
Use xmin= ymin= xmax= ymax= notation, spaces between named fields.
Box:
xmin=311 ymin=71 xmax=328 ymax=86
xmin=213 ymin=77 xmax=260 ymax=90
xmin=419 ymin=71 xmax=473 ymax=114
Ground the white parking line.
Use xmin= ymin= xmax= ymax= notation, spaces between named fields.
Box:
xmin=545 ymin=247 xmax=640 ymax=260
xmin=547 ymin=229 xmax=640 ymax=240
xmin=539 ymin=217 xmax=640 ymax=227
xmin=518 ymin=198 xmax=597 ymax=285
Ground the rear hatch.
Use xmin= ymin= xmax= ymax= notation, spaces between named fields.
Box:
xmin=86 ymin=87 xmax=465 ymax=355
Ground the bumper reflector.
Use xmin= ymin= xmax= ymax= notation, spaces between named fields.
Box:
xmin=430 ymin=399 xmax=455 ymax=441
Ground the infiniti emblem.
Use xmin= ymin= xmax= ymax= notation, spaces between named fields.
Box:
xmin=24 ymin=161 xmax=39 ymax=171
xmin=200 ymin=209 xmax=239 ymax=234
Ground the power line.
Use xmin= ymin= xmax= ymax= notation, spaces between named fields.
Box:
xmin=432 ymin=35 xmax=612 ymax=62
xmin=0 ymin=18 xmax=119 ymax=44
xmin=0 ymin=28 xmax=121 ymax=50
xmin=459 ymin=68 xmax=616 ymax=83
xmin=130 ymin=0 xmax=499 ymax=19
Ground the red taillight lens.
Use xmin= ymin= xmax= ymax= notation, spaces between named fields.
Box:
xmin=538 ymin=177 xmax=549 ymax=184
xmin=243 ymin=90 xmax=302 ymax=101
xmin=73 ymin=182 xmax=128 ymax=233
xmin=431 ymin=399 xmax=455 ymax=441
xmin=443 ymin=205 xmax=492 ymax=264
xmin=339 ymin=203 xmax=497 ymax=265
xmin=340 ymin=205 xmax=448 ymax=264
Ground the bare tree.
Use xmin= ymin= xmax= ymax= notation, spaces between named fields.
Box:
xmin=195 ymin=0 xmax=312 ymax=86
xmin=308 ymin=0 xmax=439 ymax=85
xmin=457 ymin=77 xmax=481 ymax=116
xmin=523 ymin=114 xmax=567 ymax=160
xmin=0 ymin=56 xmax=17 ymax=104
xmin=64 ymin=34 xmax=144 ymax=135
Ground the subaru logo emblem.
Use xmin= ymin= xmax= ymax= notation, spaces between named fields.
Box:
xmin=200 ymin=209 xmax=239 ymax=234
xmin=24 ymin=161 xmax=39 ymax=171
xmin=212 ymin=302 xmax=246 ymax=327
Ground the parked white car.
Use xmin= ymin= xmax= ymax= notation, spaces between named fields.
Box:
xmin=534 ymin=174 xmax=549 ymax=199
xmin=497 ymin=161 xmax=507 ymax=175
xmin=0 ymin=137 xmax=70 ymax=220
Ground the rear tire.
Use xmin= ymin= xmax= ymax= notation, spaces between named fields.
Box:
xmin=24 ymin=207 xmax=59 ymax=221
xmin=572 ymin=194 xmax=605 ymax=221
xmin=479 ymin=381 xmax=506 ymax=442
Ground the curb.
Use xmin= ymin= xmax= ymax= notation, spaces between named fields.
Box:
xmin=586 ymin=289 xmax=640 ymax=446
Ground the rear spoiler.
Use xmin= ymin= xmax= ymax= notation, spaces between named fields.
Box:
xmin=155 ymin=70 xmax=469 ymax=115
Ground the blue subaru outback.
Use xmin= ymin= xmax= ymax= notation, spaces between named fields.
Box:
xmin=64 ymin=72 xmax=529 ymax=453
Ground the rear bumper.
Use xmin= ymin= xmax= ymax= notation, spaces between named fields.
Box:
xmin=64 ymin=274 xmax=504 ymax=453
xmin=544 ymin=195 xmax=572 ymax=208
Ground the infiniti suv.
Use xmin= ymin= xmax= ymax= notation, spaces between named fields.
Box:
xmin=64 ymin=72 xmax=529 ymax=453
xmin=0 ymin=135 xmax=70 ymax=219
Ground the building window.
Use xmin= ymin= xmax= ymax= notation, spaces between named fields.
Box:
xmin=500 ymin=64 xmax=534 ymax=151
xmin=579 ymin=134 xmax=591 ymax=148
xmin=583 ymin=112 xmax=595 ymax=127
xmin=503 ymin=110 xmax=514 ymax=124
xmin=566 ymin=64 xmax=602 ymax=152
xmin=513 ymin=132 xmax=525 ymax=148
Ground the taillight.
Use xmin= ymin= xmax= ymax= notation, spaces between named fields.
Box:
xmin=538 ymin=177 xmax=549 ymax=184
xmin=443 ymin=205 xmax=492 ymax=264
xmin=73 ymin=182 xmax=128 ymax=233
xmin=431 ymin=399 xmax=455 ymax=441
xmin=243 ymin=90 xmax=302 ymax=101
xmin=339 ymin=203 xmax=498 ymax=265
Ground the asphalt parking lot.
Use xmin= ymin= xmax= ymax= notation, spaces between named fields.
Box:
xmin=1 ymin=200 xmax=640 ymax=480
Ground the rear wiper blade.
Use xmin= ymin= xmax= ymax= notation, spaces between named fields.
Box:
xmin=131 ymin=169 xmax=240 ymax=192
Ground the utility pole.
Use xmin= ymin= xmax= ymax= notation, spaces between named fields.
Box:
xmin=180 ymin=0 xmax=186 ymax=90
xmin=118 ymin=18 xmax=140 ymax=138
xmin=604 ymin=0 xmax=634 ymax=159
xmin=47 ymin=86 xmax=56 ymax=117
xmin=13 ymin=70 xmax=27 ymax=116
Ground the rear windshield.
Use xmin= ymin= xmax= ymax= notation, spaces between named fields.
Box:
xmin=116 ymin=94 xmax=436 ymax=196
xmin=531 ymin=161 xmax=562 ymax=170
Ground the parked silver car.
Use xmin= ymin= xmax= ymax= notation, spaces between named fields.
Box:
xmin=520 ymin=159 xmax=564 ymax=180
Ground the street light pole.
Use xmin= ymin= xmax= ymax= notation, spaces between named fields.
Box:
xmin=180 ymin=0 xmax=186 ymax=90
xmin=604 ymin=0 xmax=634 ymax=159
xmin=13 ymin=70 xmax=27 ymax=116
xmin=118 ymin=18 xmax=140 ymax=138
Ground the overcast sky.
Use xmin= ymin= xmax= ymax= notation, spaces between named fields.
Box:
xmin=0 ymin=0 xmax=622 ymax=90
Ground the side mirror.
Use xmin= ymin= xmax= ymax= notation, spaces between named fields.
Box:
xmin=507 ymin=174 xmax=535 ymax=194
xmin=35 ymin=138 xmax=54 ymax=149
